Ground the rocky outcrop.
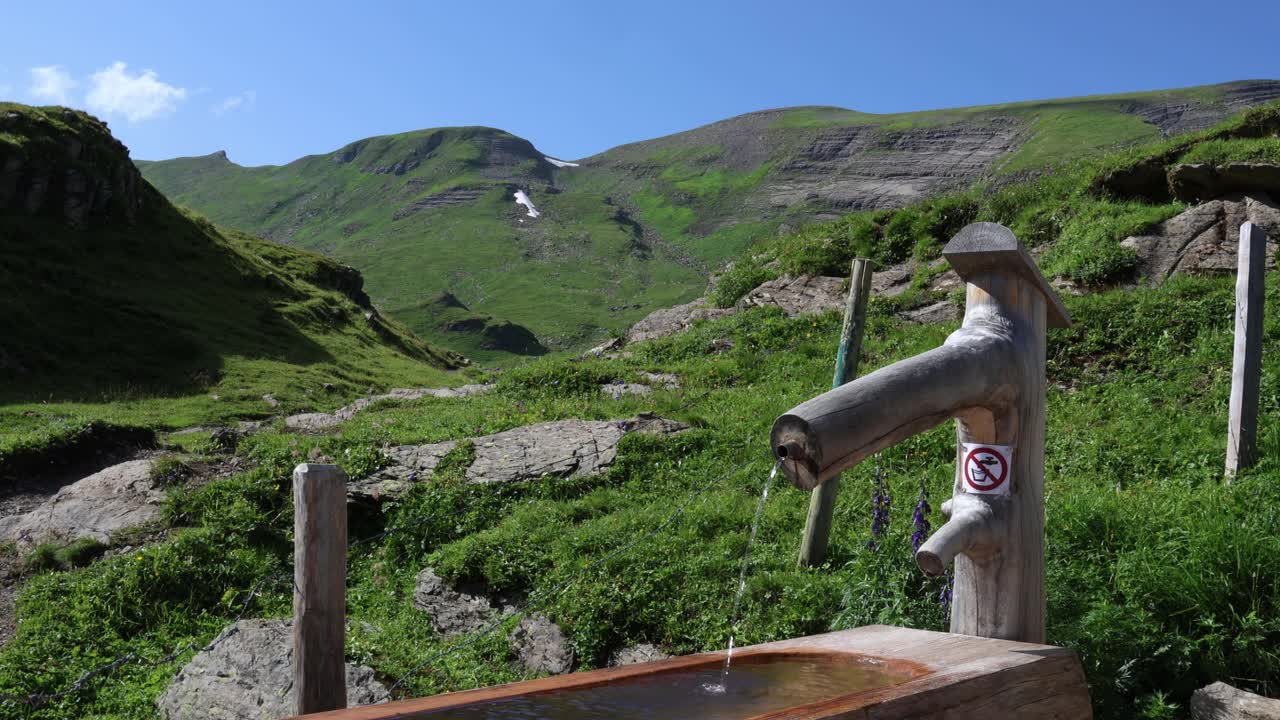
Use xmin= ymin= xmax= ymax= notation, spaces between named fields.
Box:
xmin=393 ymin=186 xmax=487 ymax=219
xmin=413 ymin=567 xmax=512 ymax=637
xmin=466 ymin=415 xmax=687 ymax=485
xmin=609 ymin=643 xmax=671 ymax=666
xmin=903 ymin=300 xmax=962 ymax=324
xmin=599 ymin=372 xmax=680 ymax=399
xmin=284 ymin=385 xmax=494 ymax=432
xmin=0 ymin=459 xmax=162 ymax=549
xmin=1121 ymin=193 xmax=1279 ymax=283
xmin=601 ymin=382 xmax=652 ymax=399
xmin=768 ymin=118 xmax=1023 ymax=211
xmin=351 ymin=414 xmax=688 ymax=501
xmin=626 ymin=298 xmax=731 ymax=344
xmin=349 ymin=441 xmax=458 ymax=501
xmin=737 ymin=275 xmax=846 ymax=316
xmin=1191 ymin=681 xmax=1280 ymax=720
xmin=510 ymin=614 xmax=574 ymax=675
xmin=155 ymin=619 xmax=388 ymax=720
xmin=0 ymin=107 xmax=144 ymax=225
xmin=1170 ymin=163 xmax=1280 ymax=203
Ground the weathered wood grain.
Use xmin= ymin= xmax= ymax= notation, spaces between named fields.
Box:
xmin=294 ymin=463 xmax=348 ymax=715
xmin=772 ymin=223 xmax=1067 ymax=643
xmin=288 ymin=625 xmax=1090 ymax=720
xmin=1226 ymin=222 xmax=1266 ymax=478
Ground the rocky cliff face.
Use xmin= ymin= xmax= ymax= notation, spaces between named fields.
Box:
xmin=0 ymin=105 xmax=145 ymax=226
xmin=768 ymin=117 xmax=1023 ymax=210
xmin=587 ymin=80 xmax=1280 ymax=219
xmin=1120 ymin=80 xmax=1280 ymax=136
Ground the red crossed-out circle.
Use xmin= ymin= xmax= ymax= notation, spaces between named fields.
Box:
xmin=964 ymin=446 xmax=1008 ymax=492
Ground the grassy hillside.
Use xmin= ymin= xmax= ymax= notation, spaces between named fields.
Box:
xmin=137 ymin=129 xmax=704 ymax=362
xmin=138 ymin=81 xmax=1280 ymax=363
xmin=4 ymin=101 xmax=1279 ymax=720
xmin=0 ymin=103 xmax=464 ymax=437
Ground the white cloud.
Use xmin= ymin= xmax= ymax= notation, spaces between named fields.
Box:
xmin=28 ymin=66 xmax=76 ymax=105
xmin=212 ymin=90 xmax=256 ymax=116
xmin=85 ymin=61 xmax=186 ymax=123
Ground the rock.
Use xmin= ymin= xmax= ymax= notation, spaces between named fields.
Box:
xmin=0 ymin=459 xmax=162 ymax=549
xmin=1170 ymin=162 xmax=1280 ymax=203
xmin=1093 ymin=155 xmax=1173 ymax=203
xmin=509 ymin=614 xmax=573 ymax=675
xmin=155 ymin=618 xmax=388 ymax=720
xmin=413 ymin=568 xmax=511 ymax=637
xmin=286 ymin=385 xmax=494 ymax=431
xmin=0 ymin=108 xmax=144 ymax=225
xmin=283 ymin=412 xmax=342 ymax=432
xmin=261 ymin=393 xmax=280 ymax=408
xmin=637 ymin=372 xmax=680 ymax=389
xmin=468 ymin=419 xmax=643 ymax=485
xmin=1191 ymin=681 xmax=1280 ymax=720
xmin=871 ymin=262 xmax=915 ymax=297
xmin=584 ymin=336 xmax=626 ymax=357
xmin=601 ymin=382 xmax=652 ymax=399
xmin=208 ymin=428 xmax=242 ymax=453
xmin=626 ymin=298 xmax=732 ymax=343
xmin=348 ymin=441 xmax=458 ymax=501
xmin=359 ymin=415 xmax=688 ymax=498
xmin=1120 ymin=193 xmax=1279 ymax=283
xmin=708 ymin=338 xmax=735 ymax=354
xmin=901 ymin=300 xmax=961 ymax=324
xmin=923 ymin=260 xmax=963 ymax=293
xmin=609 ymin=643 xmax=671 ymax=666
xmin=736 ymin=275 xmax=845 ymax=317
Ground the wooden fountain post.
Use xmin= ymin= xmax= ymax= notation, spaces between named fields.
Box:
xmin=771 ymin=223 xmax=1070 ymax=643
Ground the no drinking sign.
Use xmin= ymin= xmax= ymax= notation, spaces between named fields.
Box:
xmin=961 ymin=443 xmax=1013 ymax=495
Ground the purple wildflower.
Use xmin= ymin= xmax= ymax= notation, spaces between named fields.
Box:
xmin=867 ymin=468 xmax=891 ymax=551
xmin=938 ymin=571 xmax=954 ymax=620
xmin=910 ymin=479 xmax=931 ymax=552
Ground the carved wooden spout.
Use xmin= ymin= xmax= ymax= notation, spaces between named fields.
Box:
xmin=771 ymin=223 xmax=1070 ymax=643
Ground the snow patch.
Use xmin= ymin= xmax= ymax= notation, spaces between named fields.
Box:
xmin=544 ymin=157 xmax=580 ymax=168
xmin=514 ymin=190 xmax=540 ymax=218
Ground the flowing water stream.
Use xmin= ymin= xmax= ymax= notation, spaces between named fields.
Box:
xmin=703 ymin=460 xmax=780 ymax=695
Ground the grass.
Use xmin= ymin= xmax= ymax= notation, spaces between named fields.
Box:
xmin=1179 ymin=137 xmax=1280 ymax=165
xmin=0 ymin=272 xmax=1276 ymax=719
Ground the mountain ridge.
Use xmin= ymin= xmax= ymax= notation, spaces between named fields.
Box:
xmin=137 ymin=79 xmax=1280 ymax=362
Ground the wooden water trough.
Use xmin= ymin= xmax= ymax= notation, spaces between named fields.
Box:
xmin=290 ymin=625 xmax=1090 ymax=719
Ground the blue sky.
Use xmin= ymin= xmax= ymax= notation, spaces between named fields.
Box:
xmin=4 ymin=0 xmax=1277 ymax=166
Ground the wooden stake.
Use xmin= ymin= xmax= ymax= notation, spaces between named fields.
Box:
xmin=294 ymin=463 xmax=348 ymax=715
xmin=798 ymin=258 xmax=873 ymax=568
xmin=1226 ymin=222 xmax=1267 ymax=479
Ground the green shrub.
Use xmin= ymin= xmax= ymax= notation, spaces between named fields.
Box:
xmin=1178 ymin=137 xmax=1280 ymax=166
xmin=710 ymin=261 xmax=776 ymax=308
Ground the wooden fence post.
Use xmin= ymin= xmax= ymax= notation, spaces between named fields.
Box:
xmin=1226 ymin=222 xmax=1267 ymax=479
xmin=798 ymin=258 xmax=873 ymax=567
xmin=294 ymin=463 xmax=348 ymax=715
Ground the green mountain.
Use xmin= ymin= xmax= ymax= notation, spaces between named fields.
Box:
xmin=138 ymin=80 xmax=1280 ymax=361
xmin=0 ymin=103 xmax=461 ymax=413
